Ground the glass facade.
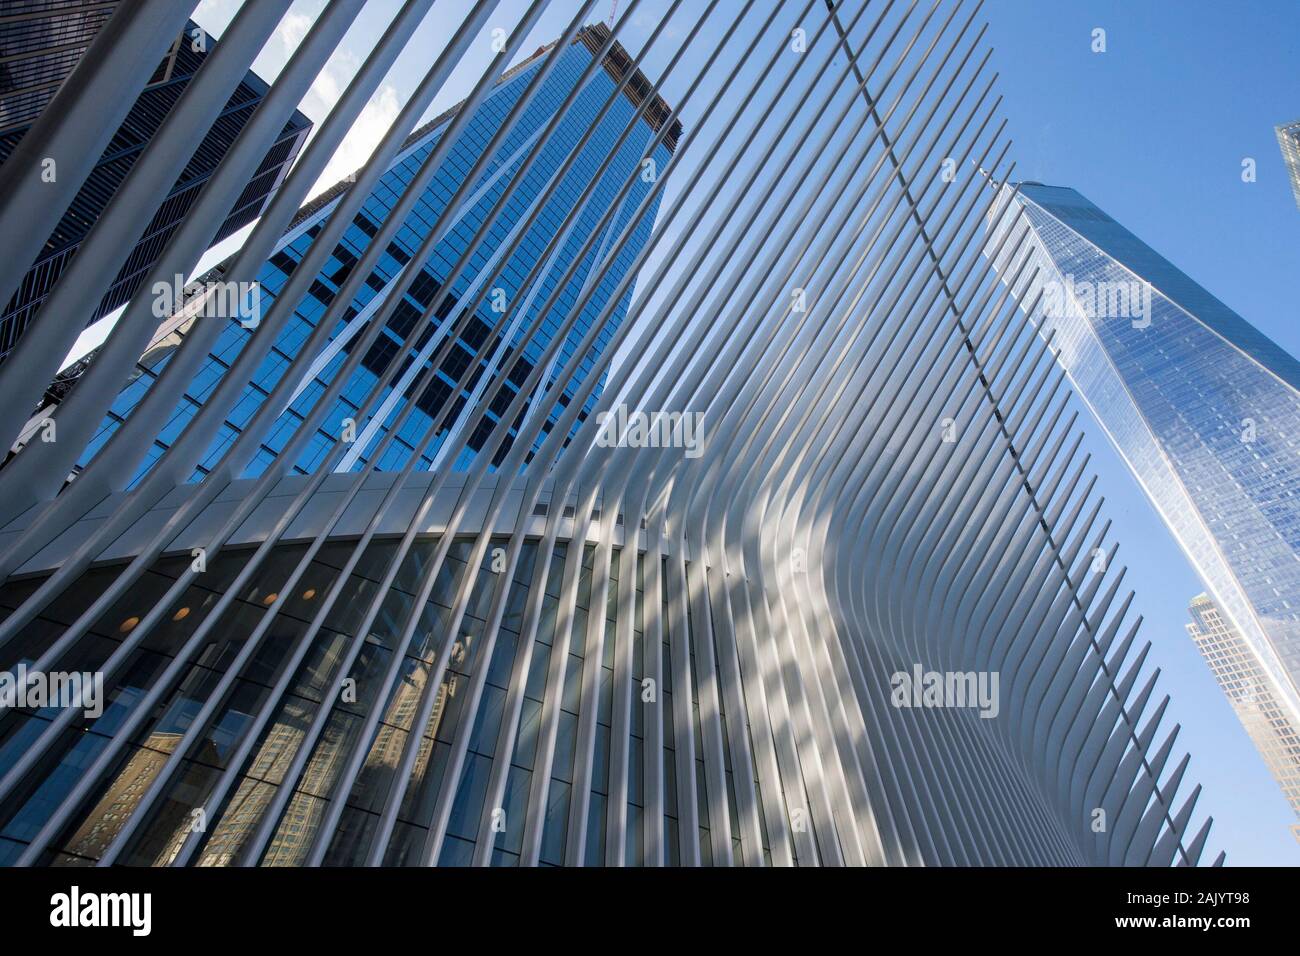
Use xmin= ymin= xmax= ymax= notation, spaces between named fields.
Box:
xmin=988 ymin=182 xmax=1300 ymax=726
xmin=0 ymin=536 xmax=768 ymax=867
xmin=78 ymin=31 xmax=671 ymax=485
xmin=0 ymin=1 xmax=123 ymax=135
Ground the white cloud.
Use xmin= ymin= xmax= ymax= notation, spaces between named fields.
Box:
xmin=275 ymin=11 xmax=314 ymax=53
xmin=304 ymin=47 xmax=356 ymax=116
xmin=311 ymin=83 xmax=403 ymax=199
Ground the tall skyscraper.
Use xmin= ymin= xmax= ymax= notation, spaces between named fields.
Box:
xmin=0 ymin=15 xmax=312 ymax=363
xmin=987 ymin=181 xmax=1300 ymax=733
xmin=1186 ymin=593 xmax=1300 ymax=828
xmin=77 ymin=22 xmax=673 ymax=486
xmin=1276 ymin=119 xmax=1300 ymax=212
xmin=0 ymin=5 xmax=1219 ymax=868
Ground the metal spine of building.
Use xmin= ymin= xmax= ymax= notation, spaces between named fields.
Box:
xmin=0 ymin=1 xmax=1220 ymax=866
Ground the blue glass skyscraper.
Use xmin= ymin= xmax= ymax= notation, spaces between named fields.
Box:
xmin=79 ymin=24 xmax=675 ymax=486
xmin=988 ymin=181 xmax=1300 ymax=728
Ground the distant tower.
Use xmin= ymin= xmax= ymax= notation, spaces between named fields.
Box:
xmin=1276 ymin=119 xmax=1300 ymax=212
xmin=1187 ymin=593 xmax=1300 ymax=827
xmin=988 ymin=182 xmax=1300 ymax=738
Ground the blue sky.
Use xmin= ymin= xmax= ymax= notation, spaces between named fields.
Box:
xmin=985 ymin=0 xmax=1300 ymax=866
xmin=189 ymin=0 xmax=1300 ymax=864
